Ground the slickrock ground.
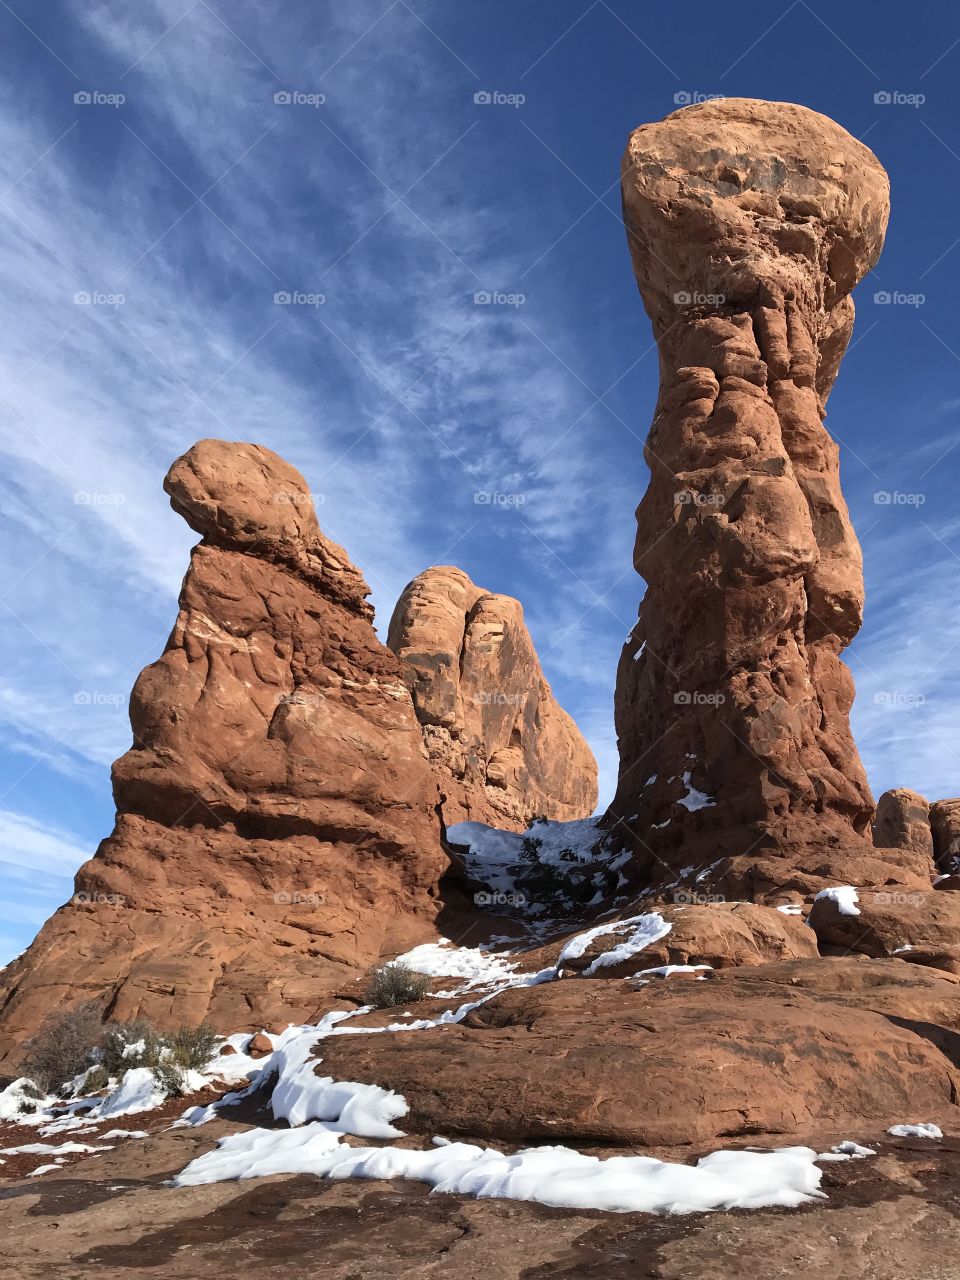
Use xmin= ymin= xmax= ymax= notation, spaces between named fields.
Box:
xmin=0 ymin=440 xmax=453 ymax=1066
xmin=607 ymin=99 xmax=894 ymax=895
xmin=388 ymin=565 xmax=597 ymax=829
xmin=2 ymin=1121 xmax=960 ymax=1279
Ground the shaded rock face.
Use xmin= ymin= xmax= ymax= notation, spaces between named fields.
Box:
xmin=873 ymin=788 xmax=933 ymax=857
xmin=0 ymin=440 xmax=449 ymax=1064
xmin=607 ymin=99 xmax=891 ymax=894
xmin=931 ymin=799 xmax=960 ymax=873
xmin=387 ymin=566 xmax=597 ymax=829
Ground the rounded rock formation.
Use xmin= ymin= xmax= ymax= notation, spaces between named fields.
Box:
xmin=387 ymin=565 xmax=597 ymax=829
xmin=873 ymin=788 xmax=933 ymax=858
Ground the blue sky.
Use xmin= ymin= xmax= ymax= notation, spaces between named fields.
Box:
xmin=1 ymin=0 xmax=959 ymax=964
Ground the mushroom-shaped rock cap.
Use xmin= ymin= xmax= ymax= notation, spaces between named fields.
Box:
xmin=164 ymin=438 xmax=320 ymax=549
xmin=622 ymin=98 xmax=890 ymax=331
xmin=164 ymin=439 xmax=372 ymax=616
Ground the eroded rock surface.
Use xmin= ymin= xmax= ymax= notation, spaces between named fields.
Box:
xmin=873 ymin=788 xmax=933 ymax=857
xmin=0 ymin=441 xmax=450 ymax=1066
xmin=607 ymin=99 xmax=892 ymax=895
xmin=388 ymin=565 xmax=597 ymax=829
xmin=319 ymin=964 xmax=960 ymax=1148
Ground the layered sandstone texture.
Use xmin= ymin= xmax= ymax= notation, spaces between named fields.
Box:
xmin=873 ymin=788 xmax=933 ymax=857
xmin=387 ymin=566 xmax=597 ymax=829
xmin=608 ymin=98 xmax=896 ymax=895
xmin=0 ymin=440 xmax=449 ymax=1064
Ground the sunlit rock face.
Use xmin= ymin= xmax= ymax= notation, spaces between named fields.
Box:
xmin=607 ymin=98 xmax=901 ymax=899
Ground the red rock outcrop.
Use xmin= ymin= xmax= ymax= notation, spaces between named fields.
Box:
xmin=606 ymin=99 xmax=895 ymax=895
xmin=320 ymin=962 xmax=960 ymax=1148
xmin=387 ymin=565 xmax=597 ymax=829
xmin=873 ymin=788 xmax=934 ymax=857
xmin=0 ymin=440 xmax=450 ymax=1065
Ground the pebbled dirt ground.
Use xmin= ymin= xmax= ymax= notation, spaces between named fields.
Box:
xmin=2 ymin=1118 xmax=960 ymax=1279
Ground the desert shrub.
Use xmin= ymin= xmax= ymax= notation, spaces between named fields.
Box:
xmin=168 ymin=1023 xmax=218 ymax=1071
xmin=20 ymin=1002 xmax=104 ymax=1095
xmin=364 ymin=962 xmax=431 ymax=1008
xmin=98 ymin=1019 xmax=218 ymax=1096
xmin=20 ymin=1010 xmax=220 ymax=1101
xmin=97 ymin=1019 xmax=168 ymax=1079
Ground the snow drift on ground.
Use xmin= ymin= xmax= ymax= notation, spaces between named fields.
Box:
xmin=174 ymin=1125 xmax=827 ymax=1215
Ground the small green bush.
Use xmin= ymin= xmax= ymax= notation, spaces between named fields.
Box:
xmin=364 ymin=962 xmax=431 ymax=1008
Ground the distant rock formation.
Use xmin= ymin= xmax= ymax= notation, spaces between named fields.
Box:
xmin=387 ymin=566 xmax=597 ymax=829
xmin=0 ymin=440 xmax=449 ymax=1064
xmin=607 ymin=98 xmax=902 ymax=898
xmin=873 ymin=788 xmax=933 ymax=857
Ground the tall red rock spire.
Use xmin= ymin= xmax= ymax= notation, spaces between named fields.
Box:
xmin=607 ymin=99 xmax=895 ymax=897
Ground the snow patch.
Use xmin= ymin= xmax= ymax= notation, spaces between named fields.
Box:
xmin=887 ymin=1123 xmax=942 ymax=1139
xmin=557 ymin=912 xmax=672 ymax=975
xmin=90 ymin=1068 xmax=167 ymax=1119
xmin=174 ymin=1127 xmax=826 ymax=1214
xmin=814 ymin=886 xmax=860 ymax=917
xmin=677 ymin=772 xmax=715 ymax=812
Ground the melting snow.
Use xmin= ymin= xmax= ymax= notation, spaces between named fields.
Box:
xmin=558 ymin=912 xmax=672 ymax=975
xmin=677 ymin=772 xmax=715 ymax=812
xmin=814 ymin=886 xmax=860 ymax=917
xmin=174 ymin=1126 xmax=827 ymax=1214
xmin=816 ymin=1141 xmax=876 ymax=1162
xmin=89 ymin=1068 xmax=168 ymax=1120
xmin=634 ymin=964 xmax=712 ymax=980
xmin=888 ymin=1123 xmax=942 ymax=1139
